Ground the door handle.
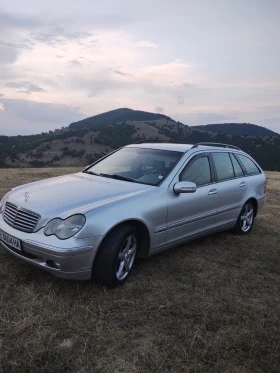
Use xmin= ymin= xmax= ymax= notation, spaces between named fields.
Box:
xmin=239 ymin=181 xmax=246 ymax=187
xmin=208 ymin=189 xmax=217 ymax=195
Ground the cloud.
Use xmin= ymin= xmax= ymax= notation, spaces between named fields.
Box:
xmin=177 ymin=96 xmax=185 ymax=105
xmin=0 ymin=3 xmax=279 ymax=135
xmin=0 ymin=103 xmax=4 ymax=111
xmin=175 ymin=112 xmax=238 ymax=126
xmin=0 ymin=39 xmax=32 ymax=50
xmin=5 ymin=81 xmax=45 ymax=94
xmin=0 ymin=10 xmax=37 ymax=66
xmin=114 ymin=70 xmax=133 ymax=77
xmin=255 ymin=106 xmax=280 ymax=133
xmin=31 ymin=28 xmax=94 ymax=46
xmin=137 ymin=41 xmax=158 ymax=48
xmin=69 ymin=59 xmax=82 ymax=67
xmin=260 ymin=105 xmax=280 ymax=115
xmin=65 ymin=58 xmax=199 ymax=116
xmin=198 ymin=113 xmax=237 ymax=123
xmin=0 ymin=66 xmax=18 ymax=80
xmin=0 ymin=98 xmax=83 ymax=135
xmin=2 ymin=98 xmax=82 ymax=123
xmin=0 ymin=9 xmax=96 ymax=71
xmin=257 ymin=118 xmax=280 ymax=134
xmin=138 ymin=60 xmax=194 ymax=87
xmin=0 ymin=9 xmax=40 ymax=30
xmin=155 ymin=106 xmax=164 ymax=113
xmin=0 ymin=44 xmax=19 ymax=64
xmin=70 ymin=75 xmax=128 ymax=97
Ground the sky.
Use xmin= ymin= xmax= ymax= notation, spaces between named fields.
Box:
xmin=0 ymin=0 xmax=280 ymax=136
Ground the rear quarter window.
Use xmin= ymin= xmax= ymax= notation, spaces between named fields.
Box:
xmin=230 ymin=154 xmax=244 ymax=177
xmin=235 ymin=154 xmax=261 ymax=175
xmin=211 ymin=152 xmax=234 ymax=181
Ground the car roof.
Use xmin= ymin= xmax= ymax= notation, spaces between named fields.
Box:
xmin=126 ymin=143 xmax=193 ymax=152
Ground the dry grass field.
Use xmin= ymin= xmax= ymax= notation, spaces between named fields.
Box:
xmin=0 ymin=168 xmax=279 ymax=373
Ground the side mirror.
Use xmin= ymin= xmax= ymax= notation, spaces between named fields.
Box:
xmin=173 ymin=181 xmax=197 ymax=194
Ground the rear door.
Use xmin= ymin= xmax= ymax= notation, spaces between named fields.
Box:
xmin=210 ymin=152 xmax=247 ymax=227
xmin=166 ymin=153 xmax=218 ymax=245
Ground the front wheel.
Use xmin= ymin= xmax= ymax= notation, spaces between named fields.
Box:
xmin=234 ymin=201 xmax=255 ymax=234
xmin=92 ymin=225 xmax=138 ymax=287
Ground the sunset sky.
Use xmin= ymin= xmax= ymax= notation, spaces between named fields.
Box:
xmin=0 ymin=0 xmax=279 ymax=135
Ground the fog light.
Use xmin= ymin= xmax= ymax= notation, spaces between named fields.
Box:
xmin=46 ymin=260 xmax=62 ymax=270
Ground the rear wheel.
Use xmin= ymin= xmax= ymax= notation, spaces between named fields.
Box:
xmin=93 ymin=225 xmax=138 ymax=287
xmin=235 ymin=201 xmax=255 ymax=234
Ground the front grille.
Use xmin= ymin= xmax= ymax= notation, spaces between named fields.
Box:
xmin=3 ymin=202 xmax=40 ymax=233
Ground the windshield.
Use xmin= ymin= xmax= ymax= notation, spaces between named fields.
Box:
xmin=84 ymin=147 xmax=183 ymax=186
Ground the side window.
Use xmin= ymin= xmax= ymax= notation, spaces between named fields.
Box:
xmin=180 ymin=156 xmax=211 ymax=186
xmin=235 ymin=154 xmax=260 ymax=175
xmin=230 ymin=154 xmax=244 ymax=177
xmin=212 ymin=152 xmax=234 ymax=181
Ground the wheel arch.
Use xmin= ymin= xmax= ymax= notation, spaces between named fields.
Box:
xmin=245 ymin=197 xmax=258 ymax=216
xmin=97 ymin=219 xmax=151 ymax=259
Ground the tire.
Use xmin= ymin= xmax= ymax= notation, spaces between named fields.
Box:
xmin=92 ymin=225 xmax=138 ymax=287
xmin=234 ymin=200 xmax=255 ymax=234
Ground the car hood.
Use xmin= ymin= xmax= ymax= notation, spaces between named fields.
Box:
xmin=8 ymin=172 xmax=152 ymax=222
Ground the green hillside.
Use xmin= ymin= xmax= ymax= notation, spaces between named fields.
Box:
xmin=194 ymin=122 xmax=279 ymax=137
xmin=1 ymin=109 xmax=280 ymax=171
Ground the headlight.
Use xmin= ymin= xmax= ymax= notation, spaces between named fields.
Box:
xmin=44 ymin=214 xmax=86 ymax=240
xmin=0 ymin=192 xmax=11 ymax=214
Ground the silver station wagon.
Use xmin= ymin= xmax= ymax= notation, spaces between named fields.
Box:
xmin=0 ymin=142 xmax=266 ymax=287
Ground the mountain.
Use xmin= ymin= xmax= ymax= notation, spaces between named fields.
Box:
xmin=69 ymin=108 xmax=173 ymax=129
xmin=1 ymin=109 xmax=280 ymax=171
xmin=194 ymin=123 xmax=279 ymax=137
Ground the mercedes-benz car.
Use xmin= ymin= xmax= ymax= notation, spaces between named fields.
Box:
xmin=0 ymin=142 xmax=266 ymax=287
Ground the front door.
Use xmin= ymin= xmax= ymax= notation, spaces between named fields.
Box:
xmin=166 ymin=153 xmax=218 ymax=245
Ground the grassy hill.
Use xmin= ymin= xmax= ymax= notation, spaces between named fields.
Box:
xmin=194 ymin=122 xmax=279 ymax=137
xmin=1 ymin=109 xmax=280 ymax=171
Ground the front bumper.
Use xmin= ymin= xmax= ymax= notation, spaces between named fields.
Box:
xmin=0 ymin=217 xmax=103 ymax=280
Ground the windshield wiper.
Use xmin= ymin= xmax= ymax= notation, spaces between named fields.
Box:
xmin=102 ymin=173 xmax=136 ymax=183
xmin=83 ymin=170 xmax=101 ymax=176
xmin=83 ymin=171 xmax=135 ymax=183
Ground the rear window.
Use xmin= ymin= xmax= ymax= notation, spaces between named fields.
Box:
xmin=235 ymin=154 xmax=261 ymax=175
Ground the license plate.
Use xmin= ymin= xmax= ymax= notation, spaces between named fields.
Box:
xmin=0 ymin=230 xmax=22 ymax=251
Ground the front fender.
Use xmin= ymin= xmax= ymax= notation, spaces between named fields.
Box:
xmin=76 ymin=188 xmax=168 ymax=250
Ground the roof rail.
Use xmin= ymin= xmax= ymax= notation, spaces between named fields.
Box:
xmin=135 ymin=140 xmax=179 ymax=144
xmin=191 ymin=142 xmax=241 ymax=150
